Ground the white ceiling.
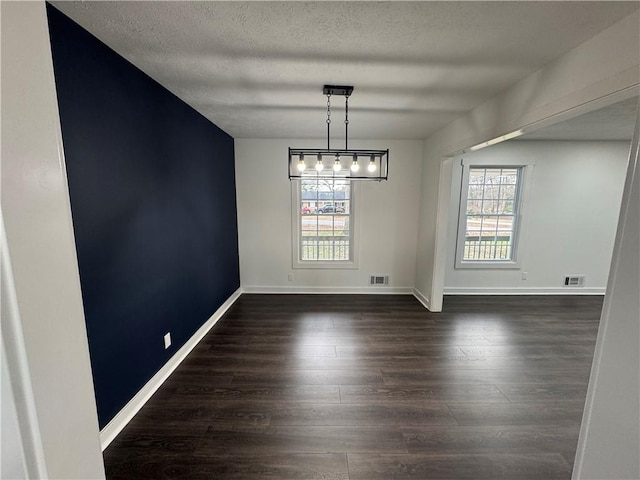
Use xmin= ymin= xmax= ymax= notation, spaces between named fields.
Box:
xmin=51 ymin=1 xmax=639 ymax=140
xmin=520 ymin=96 xmax=638 ymax=141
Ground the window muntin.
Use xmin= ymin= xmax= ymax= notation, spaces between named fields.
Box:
xmin=457 ymin=166 xmax=524 ymax=266
xmin=299 ymin=176 xmax=352 ymax=261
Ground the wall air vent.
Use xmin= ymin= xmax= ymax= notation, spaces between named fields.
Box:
xmin=370 ymin=275 xmax=389 ymax=285
xmin=563 ymin=275 xmax=585 ymax=287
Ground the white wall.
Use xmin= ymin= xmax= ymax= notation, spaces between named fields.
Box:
xmin=573 ymin=104 xmax=639 ymax=480
xmin=235 ymin=139 xmax=423 ymax=292
xmin=415 ymin=11 xmax=639 ymax=311
xmin=444 ymin=140 xmax=629 ymax=294
xmin=1 ymin=2 xmax=105 ymax=478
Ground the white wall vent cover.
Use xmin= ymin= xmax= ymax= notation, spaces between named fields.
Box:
xmin=370 ymin=275 xmax=389 ymax=285
xmin=563 ymin=275 xmax=585 ymax=287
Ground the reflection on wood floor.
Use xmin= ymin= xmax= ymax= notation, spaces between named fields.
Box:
xmin=104 ymin=294 xmax=601 ymax=479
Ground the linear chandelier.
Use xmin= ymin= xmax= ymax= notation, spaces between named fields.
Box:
xmin=288 ymin=85 xmax=389 ymax=181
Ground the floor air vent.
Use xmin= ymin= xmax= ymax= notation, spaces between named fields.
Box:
xmin=563 ymin=275 xmax=585 ymax=287
xmin=370 ymin=275 xmax=389 ymax=285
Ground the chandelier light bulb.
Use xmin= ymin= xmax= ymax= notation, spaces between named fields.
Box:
xmin=297 ymin=154 xmax=306 ymax=172
xmin=333 ymin=155 xmax=341 ymax=172
xmin=315 ymin=154 xmax=324 ymax=172
xmin=368 ymin=155 xmax=377 ymax=173
xmin=351 ymin=158 xmax=360 ymax=172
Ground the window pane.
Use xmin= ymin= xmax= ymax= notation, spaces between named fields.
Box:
xmin=501 ymin=185 xmax=516 ymax=200
xmin=466 ymin=216 xmax=482 ymax=233
xmin=334 ymin=215 xmax=350 ymax=232
xmin=479 ymin=215 xmax=498 ymax=234
xmin=497 ymin=216 xmax=514 ymax=234
xmin=483 ymin=183 xmax=500 ymax=200
xmin=317 ymin=237 xmax=332 ymax=260
xmin=337 ymin=202 xmax=349 ymax=214
xmin=502 ymin=200 xmax=514 ymax=213
xmin=469 ymin=170 xmax=485 ymax=184
xmin=481 ymin=200 xmax=499 ymax=214
xmin=467 ymin=185 xmax=484 ymax=200
xmin=301 ymin=216 xmax=318 ymax=233
xmin=499 ymin=169 xmax=518 ymax=184
xmin=484 ymin=168 xmax=502 ymax=183
xmin=301 ymin=237 xmax=317 ymax=260
xmin=466 ymin=199 xmax=482 ymax=214
xmin=317 ymin=215 xmax=333 ymax=229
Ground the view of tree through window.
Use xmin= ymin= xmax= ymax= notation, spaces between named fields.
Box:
xmin=462 ymin=167 xmax=521 ymax=261
xmin=300 ymin=176 xmax=351 ymax=261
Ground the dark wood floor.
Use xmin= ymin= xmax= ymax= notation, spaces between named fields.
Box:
xmin=103 ymin=294 xmax=601 ymax=479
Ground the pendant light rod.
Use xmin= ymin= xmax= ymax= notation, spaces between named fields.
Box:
xmin=322 ymin=85 xmax=353 ymax=151
xmin=326 ymin=93 xmax=331 ymax=150
xmin=345 ymin=94 xmax=349 ymax=151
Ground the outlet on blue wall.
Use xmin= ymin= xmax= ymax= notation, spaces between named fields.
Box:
xmin=46 ymin=5 xmax=240 ymax=428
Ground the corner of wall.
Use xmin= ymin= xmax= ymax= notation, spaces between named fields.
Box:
xmin=99 ymin=287 xmax=242 ymax=450
xmin=412 ymin=288 xmax=433 ymax=312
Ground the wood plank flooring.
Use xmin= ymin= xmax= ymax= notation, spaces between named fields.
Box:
xmin=103 ymin=294 xmax=601 ymax=479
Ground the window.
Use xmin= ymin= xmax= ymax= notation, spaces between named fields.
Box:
xmin=456 ymin=163 xmax=529 ymax=268
xmin=292 ymin=174 xmax=358 ymax=269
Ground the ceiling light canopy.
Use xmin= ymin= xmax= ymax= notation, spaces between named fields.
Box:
xmin=288 ymin=85 xmax=389 ymax=181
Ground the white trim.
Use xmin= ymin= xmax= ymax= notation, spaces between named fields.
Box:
xmin=412 ymin=288 xmax=433 ymax=311
xmin=455 ymin=260 xmax=521 ymax=270
xmin=460 ymin=158 xmax=537 ymax=167
xmin=241 ymin=286 xmax=412 ymax=295
xmin=443 ymin=287 xmax=606 ymax=295
xmin=99 ymin=287 xmax=242 ymax=450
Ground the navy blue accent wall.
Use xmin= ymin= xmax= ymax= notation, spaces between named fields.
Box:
xmin=46 ymin=5 xmax=240 ymax=428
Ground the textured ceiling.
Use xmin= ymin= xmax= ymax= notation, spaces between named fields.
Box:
xmin=50 ymin=1 xmax=639 ymax=140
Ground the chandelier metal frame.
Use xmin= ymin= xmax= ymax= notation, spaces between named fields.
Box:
xmin=288 ymin=85 xmax=389 ymax=181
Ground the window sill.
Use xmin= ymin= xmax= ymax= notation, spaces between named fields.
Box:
xmin=455 ymin=260 xmax=520 ymax=270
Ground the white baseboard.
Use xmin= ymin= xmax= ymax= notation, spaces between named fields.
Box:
xmin=99 ymin=287 xmax=242 ymax=450
xmin=412 ymin=288 xmax=432 ymax=311
xmin=241 ymin=285 xmax=413 ymax=295
xmin=443 ymin=286 xmax=606 ymax=295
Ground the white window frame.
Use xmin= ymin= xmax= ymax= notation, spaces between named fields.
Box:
xmin=455 ymin=158 xmax=533 ymax=269
xmin=291 ymin=179 xmax=360 ymax=269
